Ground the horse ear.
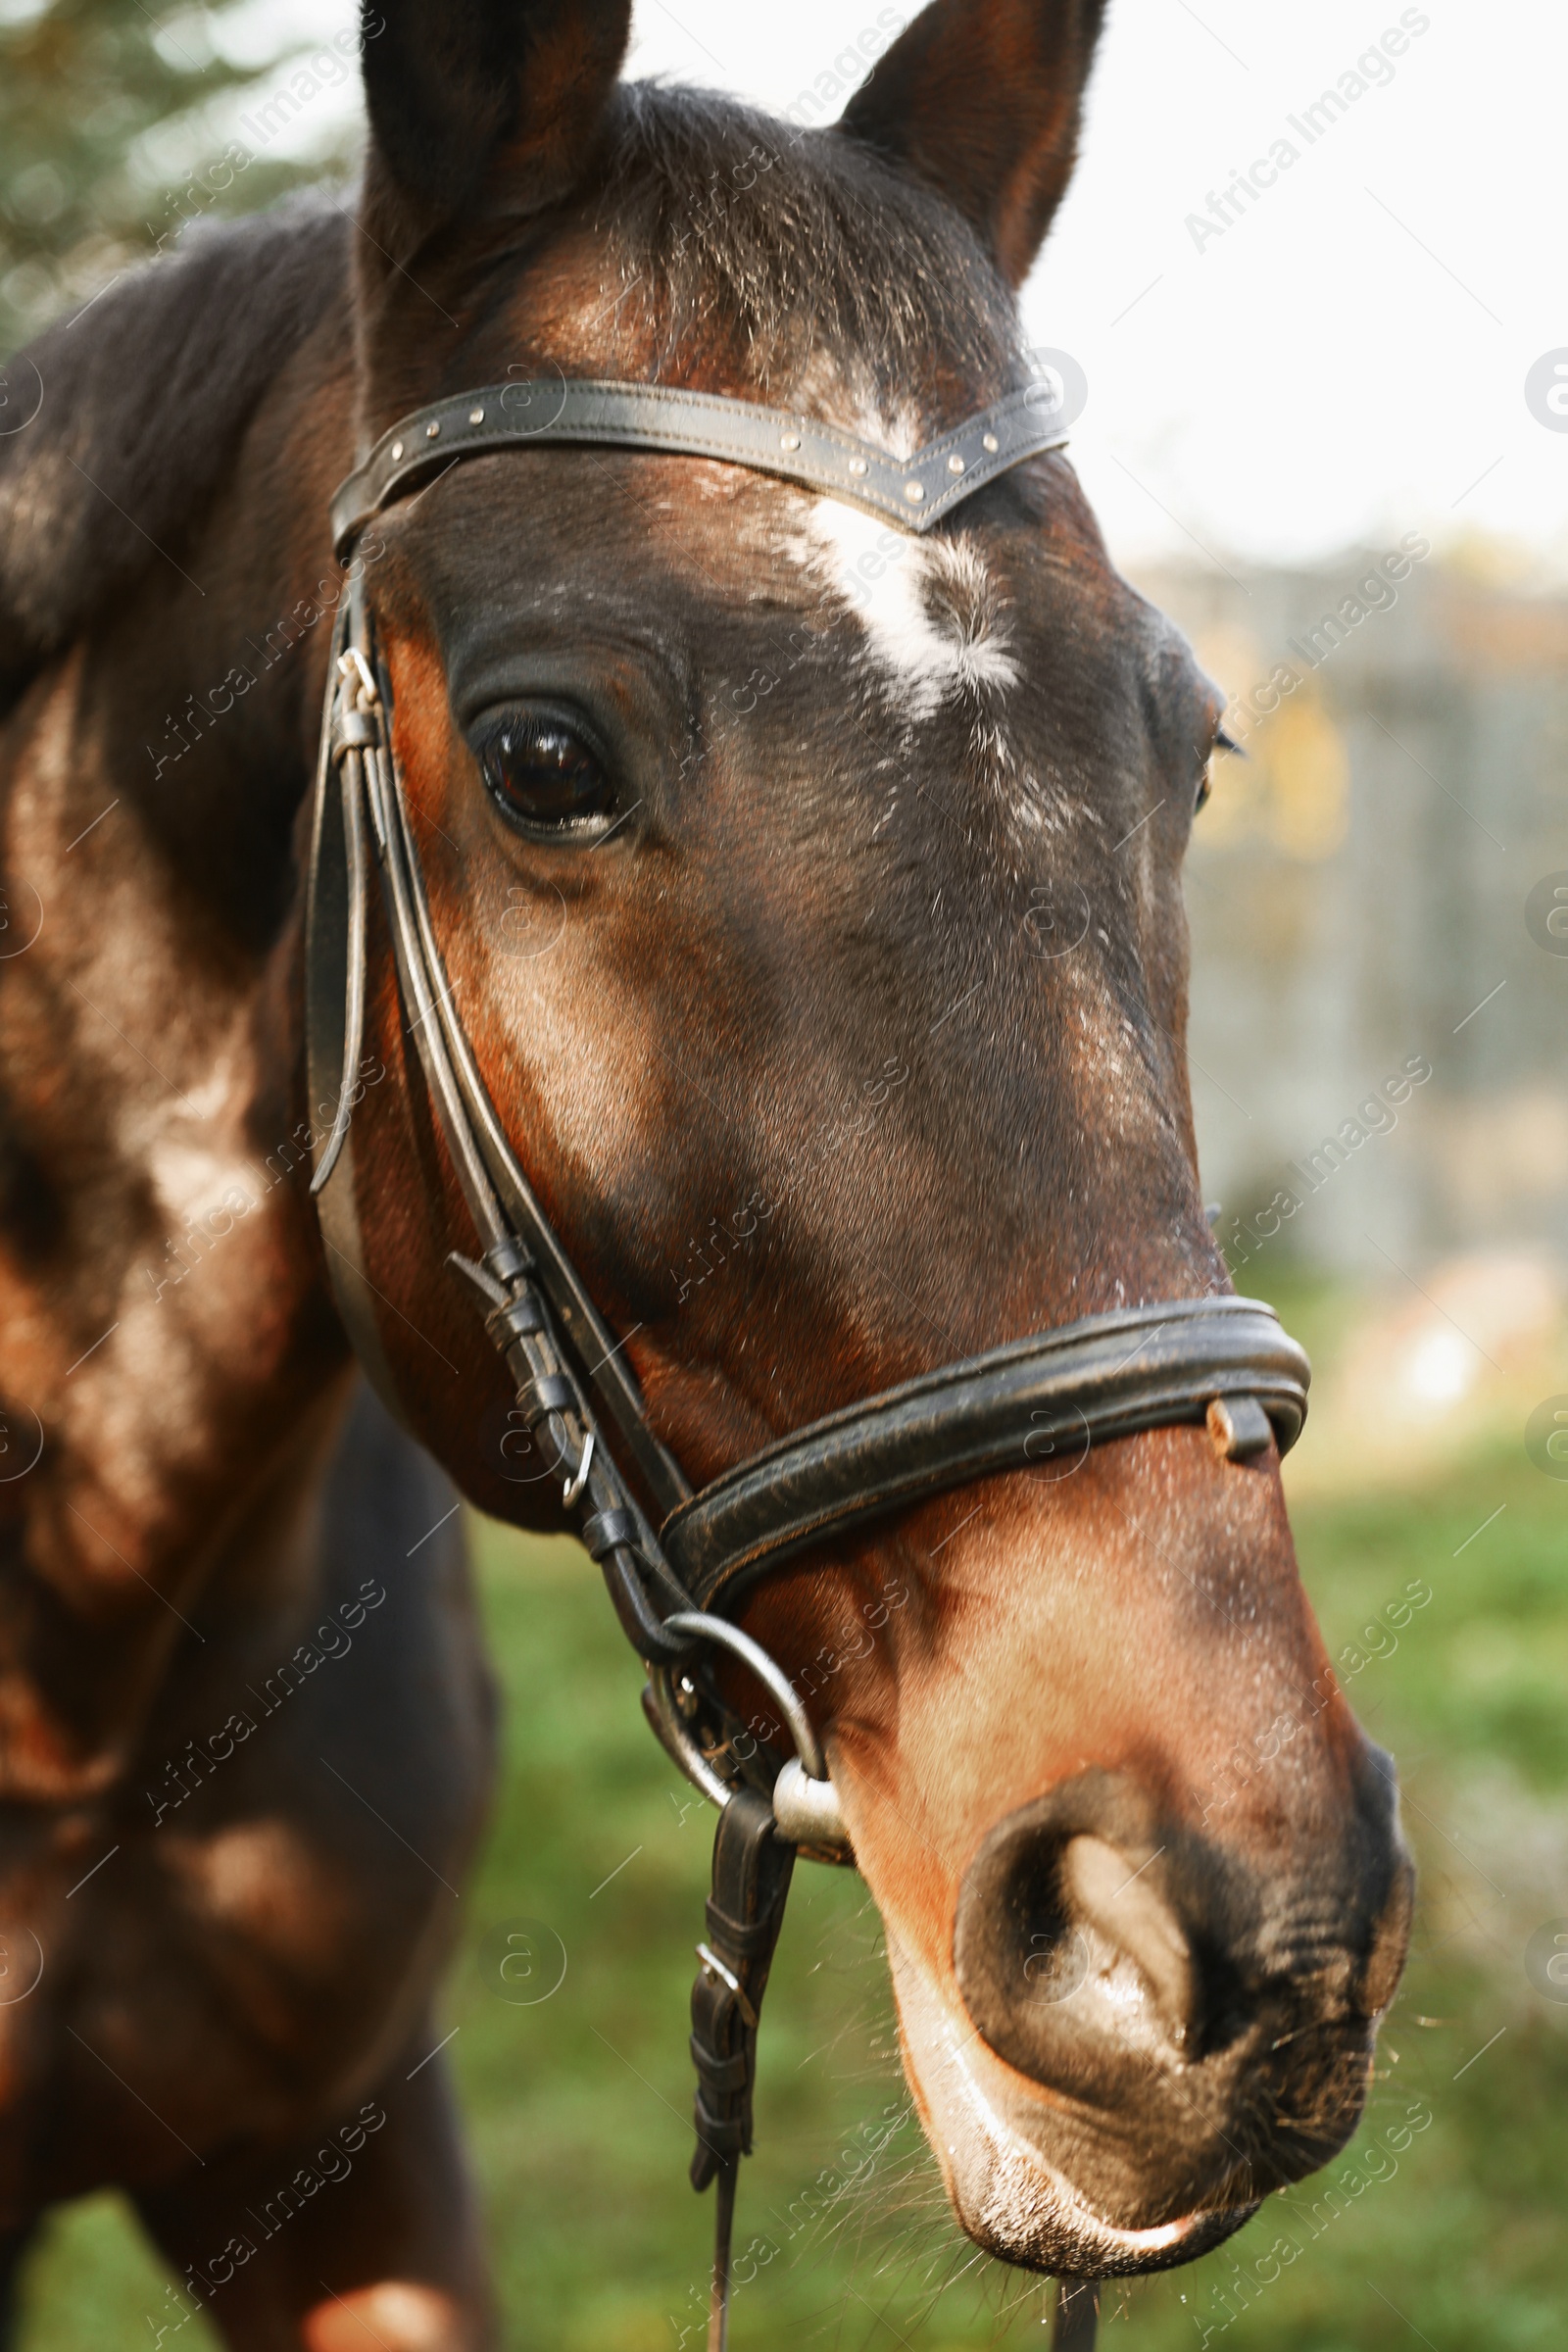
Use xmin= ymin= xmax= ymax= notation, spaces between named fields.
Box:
xmin=361 ymin=0 xmax=632 ymax=259
xmin=839 ymin=0 xmax=1107 ymax=287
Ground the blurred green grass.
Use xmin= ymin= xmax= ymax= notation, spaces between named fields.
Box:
xmin=19 ymin=1413 xmax=1568 ymax=2349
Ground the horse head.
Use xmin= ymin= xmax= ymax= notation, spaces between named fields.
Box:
xmin=325 ymin=0 xmax=1412 ymax=2279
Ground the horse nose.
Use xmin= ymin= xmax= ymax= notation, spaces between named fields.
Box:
xmin=954 ymin=1761 xmax=1413 ymax=2118
xmin=954 ymin=1773 xmax=1210 ymax=2097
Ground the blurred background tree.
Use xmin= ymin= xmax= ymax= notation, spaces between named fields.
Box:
xmin=0 ymin=0 xmax=362 ymax=357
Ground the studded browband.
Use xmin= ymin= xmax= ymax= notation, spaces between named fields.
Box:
xmin=329 ymin=375 xmax=1073 ymax=557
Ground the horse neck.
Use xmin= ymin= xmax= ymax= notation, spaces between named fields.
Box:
xmin=0 ymin=309 xmax=361 ymax=1804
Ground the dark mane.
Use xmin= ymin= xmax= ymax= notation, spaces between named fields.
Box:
xmin=600 ymin=84 xmax=1026 ymax=406
xmin=0 ymin=198 xmax=347 ymax=716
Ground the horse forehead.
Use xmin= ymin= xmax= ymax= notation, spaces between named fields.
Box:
xmin=406 ymin=426 xmax=1153 ymax=799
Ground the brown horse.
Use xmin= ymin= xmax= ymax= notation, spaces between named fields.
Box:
xmin=0 ymin=1 xmax=1412 ymax=2343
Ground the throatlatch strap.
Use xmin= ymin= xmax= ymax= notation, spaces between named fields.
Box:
xmin=689 ymin=1788 xmax=795 ymax=2352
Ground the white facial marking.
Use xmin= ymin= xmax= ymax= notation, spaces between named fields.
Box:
xmin=802 ymin=501 xmax=1020 ymax=720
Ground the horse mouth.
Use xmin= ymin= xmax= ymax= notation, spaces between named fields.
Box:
xmin=887 ymin=1936 xmax=1259 ymax=2278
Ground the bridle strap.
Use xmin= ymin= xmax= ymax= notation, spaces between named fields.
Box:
xmin=665 ymin=1298 xmax=1308 ymax=1614
xmin=329 ymin=376 xmax=1072 ymax=560
xmin=309 ymin=373 xmax=1311 ymax=2352
xmin=318 ymin=590 xmax=689 ymax=1499
xmin=310 ymin=591 xmax=698 ymax=1675
xmin=687 ymin=1786 xmax=795 ymax=2352
xmin=1054 ymin=2279 xmax=1102 ymax=2348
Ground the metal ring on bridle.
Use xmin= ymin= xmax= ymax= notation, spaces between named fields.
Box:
xmin=657 ymin=1610 xmax=827 ymax=1774
xmin=649 ymin=1609 xmax=847 ymax=1851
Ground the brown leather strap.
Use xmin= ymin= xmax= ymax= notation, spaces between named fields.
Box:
xmin=688 ymin=1788 xmax=795 ymax=2352
xmin=329 ymin=376 xmax=1072 ymax=557
xmin=304 ymin=600 xmax=408 ymax=1427
xmin=689 ymin=1788 xmax=794 ymax=2186
xmin=662 ymin=1299 xmax=1309 ymax=1615
xmin=1052 ymin=2277 xmax=1101 ymax=2350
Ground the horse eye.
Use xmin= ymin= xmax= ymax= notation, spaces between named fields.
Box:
xmin=1196 ymin=723 xmax=1242 ymax=814
xmin=474 ymin=709 xmax=616 ymax=836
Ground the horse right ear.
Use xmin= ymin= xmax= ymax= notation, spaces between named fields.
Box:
xmin=840 ymin=0 xmax=1107 ymax=287
xmin=360 ymin=0 xmax=632 ymax=262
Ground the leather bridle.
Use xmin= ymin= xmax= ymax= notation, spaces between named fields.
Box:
xmin=306 ymin=373 xmax=1309 ymax=2351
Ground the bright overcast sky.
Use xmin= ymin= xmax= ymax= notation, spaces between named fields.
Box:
xmin=220 ymin=0 xmax=1563 ymax=572
xmin=620 ymin=0 xmax=1564 ymax=572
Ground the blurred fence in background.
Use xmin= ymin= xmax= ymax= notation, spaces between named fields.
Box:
xmin=1142 ymin=550 xmax=1568 ymax=1278
xmin=1130 ymin=550 xmax=1568 ymax=1502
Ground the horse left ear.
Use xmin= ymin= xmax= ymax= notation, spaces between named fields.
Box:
xmin=361 ymin=0 xmax=632 ymax=261
xmin=839 ymin=0 xmax=1107 ymax=287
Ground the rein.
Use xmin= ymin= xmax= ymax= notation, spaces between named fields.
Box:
xmin=306 ymin=374 xmax=1310 ymax=2351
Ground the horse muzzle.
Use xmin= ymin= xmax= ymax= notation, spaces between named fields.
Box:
xmin=901 ymin=1755 xmax=1414 ymax=2273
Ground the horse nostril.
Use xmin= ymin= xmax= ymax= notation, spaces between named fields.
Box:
xmin=1348 ymin=1748 xmax=1416 ymax=2019
xmin=1062 ymin=1834 xmax=1194 ymax=2036
xmin=1356 ymin=1850 xmax=1414 ymax=2017
xmin=951 ymin=1762 xmax=1413 ymax=2225
xmin=954 ymin=1780 xmax=1206 ymax=2101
